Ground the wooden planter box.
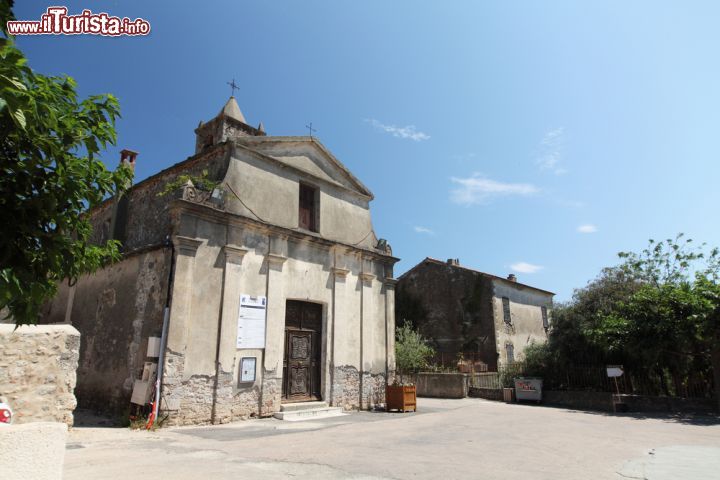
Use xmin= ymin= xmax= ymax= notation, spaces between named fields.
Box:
xmin=386 ymin=385 xmax=417 ymax=412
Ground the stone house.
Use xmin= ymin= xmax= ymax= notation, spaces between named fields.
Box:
xmin=396 ymin=258 xmax=553 ymax=370
xmin=41 ymin=97 xmax=399 ymax=424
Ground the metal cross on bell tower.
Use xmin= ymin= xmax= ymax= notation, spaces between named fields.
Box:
xmin=227 ymin=78 xmax=240 ymax=97
xmin=305 ymin=122 xmax=317 ymax=139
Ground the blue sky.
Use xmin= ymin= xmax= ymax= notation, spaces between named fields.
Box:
xmin=13 ymin=1 xmax=720 ymax=300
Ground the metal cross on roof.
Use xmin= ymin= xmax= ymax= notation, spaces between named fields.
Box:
xmin=227 ymin=78 xmax=240 ymax=97
xmin=305 ymin=122 xmax=317 ymax=138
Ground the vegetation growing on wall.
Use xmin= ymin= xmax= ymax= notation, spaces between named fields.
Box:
xmin=156 ymin=169 xmax=220 ymax=197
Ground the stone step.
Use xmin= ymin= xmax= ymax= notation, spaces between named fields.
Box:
xmin=273 ymin=406 xmax=345 ymax=422
xmin=280 ymin=401 xmax=328 ymax=412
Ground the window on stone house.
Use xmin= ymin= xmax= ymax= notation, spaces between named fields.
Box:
xmin=541 ymin=306 xmax=549 ymax=329
xmin=502 ymin=297 xmax=511 ymax=324
xmin=298 ymin=183 xmax=318 ymax=232
xmin=505 ymin=343 xmax=515 ymax=363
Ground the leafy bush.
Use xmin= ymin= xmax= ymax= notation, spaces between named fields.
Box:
xmin=395 ymin=321 xmax=435 ymax=374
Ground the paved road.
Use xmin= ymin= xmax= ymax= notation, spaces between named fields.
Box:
xmin=65 ymin=398 xmax=720 ymax=479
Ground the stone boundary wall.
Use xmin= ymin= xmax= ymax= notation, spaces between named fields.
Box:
xmin=475 ymin=388 xmax=718 ymax=415
xmin=0 ymin=324 xmax=80 ymax=426
xmin=400 ymin=373 xmax=469 ymax=399
xmin=543 ymin=390 xmax=612 ymax=411
xmin=468 ymin=387 xmax=503 ymax=401
xmin=618 ymin=394 xmax=717 ymax=415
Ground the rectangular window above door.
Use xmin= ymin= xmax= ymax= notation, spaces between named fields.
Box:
xmin=299 ymin=183 xmax=318 ymax=232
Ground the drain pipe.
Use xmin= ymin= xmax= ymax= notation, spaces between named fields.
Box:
xmin=210 ymin=254 xmax=227 ymax=425
xmin=152 ymin=237 xmax=176 ymax=423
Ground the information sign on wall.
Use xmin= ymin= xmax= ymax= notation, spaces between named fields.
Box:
xmin=237 ymin=295 xmax=267 ymax=349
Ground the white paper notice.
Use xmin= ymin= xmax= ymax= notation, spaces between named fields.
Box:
xmin=240 ymin=357 xmax=256 ymax=382
xmin=237 ymin=295 xmax=267 ymax=349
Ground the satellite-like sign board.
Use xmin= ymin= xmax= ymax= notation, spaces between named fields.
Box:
xmin=606 ymin=365 xmax=624 ymax=378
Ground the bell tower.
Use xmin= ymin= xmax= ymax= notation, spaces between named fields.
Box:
xmin=194 ymin=96 xmax=266 ymax=153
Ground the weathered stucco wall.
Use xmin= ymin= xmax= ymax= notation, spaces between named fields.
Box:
xmin=0 ymin=325 xmax=80 ymax=426
xmin=413 ymin=372 xmax=469 ymax=398
xmin=41 ymin=248 xmax=171 ymax=416
xmin=396 ymin=260 xmax=498 ymax=368
xmin=397 ymin=259 xmax=553 ymax=370
xmin=162 ymin=205 xmax=396 ymax=425
xmin=492 ymin=280 xmax=552 ymax=366
xmin=223 ymin=141 xmax=377 ymax=249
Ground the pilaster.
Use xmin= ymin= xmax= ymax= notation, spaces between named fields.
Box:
xmin=383 ymin=267 xmax=397 ymax=382
xmin=260 ymin=237 xmax=287 ymax=416
xmin=218 ymin=244 xmax=248 ymax=370
xmin=166 ymin=236 xmax=203 ymax=352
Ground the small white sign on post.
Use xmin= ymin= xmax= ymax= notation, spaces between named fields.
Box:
xmin=237 ymin=295 xmax=267 ymax=349
xmin=607 ymin=365 xmax=625 ymax=409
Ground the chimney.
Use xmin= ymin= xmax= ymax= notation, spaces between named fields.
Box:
xmin=446 ymin=258 xmax=460 ymax=266
xmin=120 ymin=149 xmax=139 ymax=171
xmin=507 ymin=273 xmax=517 ymax=282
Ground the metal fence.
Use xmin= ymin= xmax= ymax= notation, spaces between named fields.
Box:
xmin=463 ymin=362 xmax=714 ymax=399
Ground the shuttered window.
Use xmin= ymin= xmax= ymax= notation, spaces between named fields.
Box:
xmin=299 ymin=184 xmax=318 ymax=232
xmin=502 ymin=297 xmax=511 ymax=324
xmin=506 ymin=343 xmax=515 ymax=363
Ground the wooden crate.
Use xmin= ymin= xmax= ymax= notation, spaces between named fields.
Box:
xmin=386 ymin=385 xmax=417 ymax=412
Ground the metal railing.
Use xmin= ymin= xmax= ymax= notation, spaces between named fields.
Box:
xmin=466 ymin=362 xmax=715 ymax=399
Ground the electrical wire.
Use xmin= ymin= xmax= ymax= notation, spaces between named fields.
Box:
xmin=225 ymin=182 xmax=376 ymax=248
xmin=224 ymin=183 xmax=270 ymax=224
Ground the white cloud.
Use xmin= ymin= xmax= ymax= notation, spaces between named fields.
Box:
xmin=449 ymin=173 xmax=539 ymax=206
xmin=413 ymin=226 xmax=435 ymax=235
xmin=577 ymin=224 xmax=598 ymax=233
xmin=365 ymin=119 xmax=430 ymax=141
xmin=510 ymin=262 xmax=544 ymax=274
xmin=536 ymin=127 xmax=567 ymax=175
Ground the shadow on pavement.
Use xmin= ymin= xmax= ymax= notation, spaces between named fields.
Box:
xmin=72 ymin=408 xmax=124 ymax=428
xmin=518 ymin=402 xmax=720 ymax=426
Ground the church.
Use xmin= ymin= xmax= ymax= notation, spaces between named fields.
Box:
xmin=42 ymin=96 xmax=399 ymax=425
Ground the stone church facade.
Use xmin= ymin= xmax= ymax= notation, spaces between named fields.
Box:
xmin=42 ymin=97 xmax=398 ymax=425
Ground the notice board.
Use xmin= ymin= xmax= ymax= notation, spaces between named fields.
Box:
xmin=237 ymin=295 xmax=267 ymax=349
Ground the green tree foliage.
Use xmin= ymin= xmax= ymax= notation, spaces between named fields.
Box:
xmin=395 ymin=321 xmax=435 ymax=374
xmin=617 ymin=234 xmax=719 ymax=285
xmin=536 ymin=267 xmax=641 ymax=368
xmin=0 ymin=6 xmax=131 ymax=324
xmin=591 ymin=237 xmax=720 ymax=402
xmin=539 ymin=235 xmax=720 ymax=406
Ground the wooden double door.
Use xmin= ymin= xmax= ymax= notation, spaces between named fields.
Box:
xmin=282 ymin=300 xmax=322 ymax=402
